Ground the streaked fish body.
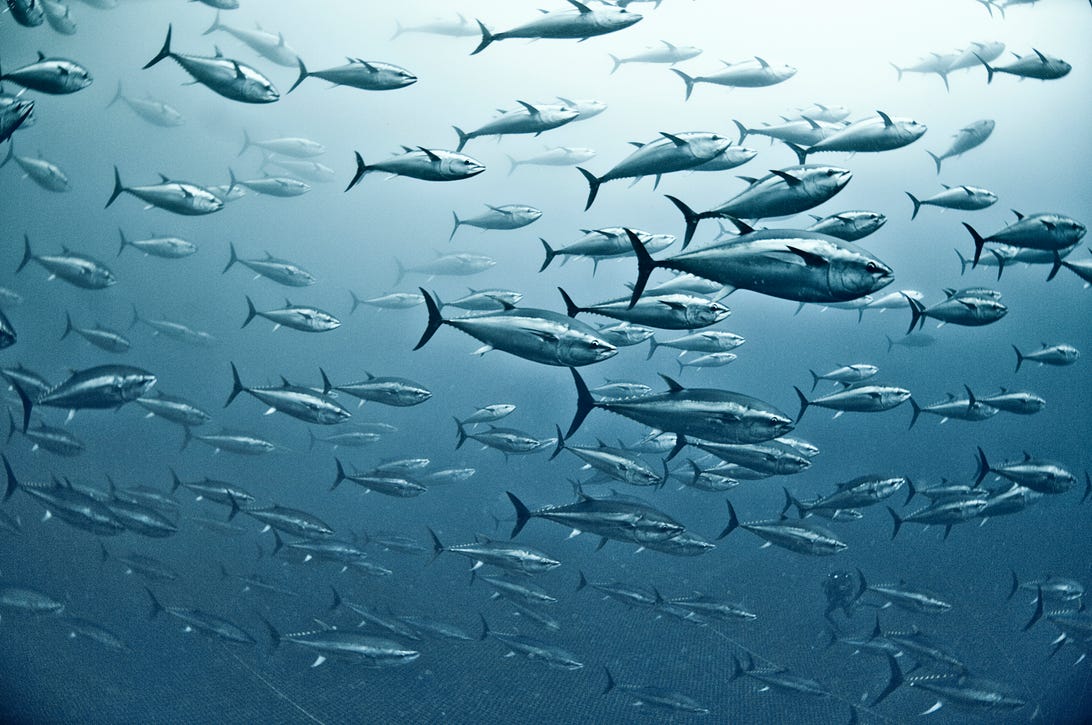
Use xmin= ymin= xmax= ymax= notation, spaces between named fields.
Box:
xmin=718 ymin=502 xmax=847 ymax=555
xmin=471 ymin=3 xmax=643 ymax=55
xmin=17 ymin=235 xmax=116 ymax=289
xmin=1 ymin=144 xmax=69 ymax=191
xmin=143 ymin=25 xmax=279 ymax=104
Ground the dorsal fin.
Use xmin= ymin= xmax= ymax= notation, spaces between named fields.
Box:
xmin=37 ymin=51 xmax=46 ymax=61
xmin=659 ymin=131 xmax=687 ymax=147
xmin=353 ymin=58 xmax=378 ymax=73
xmin=1011 ymin=209 xmax=1024 ymax=221
xmin=768 ymin=169 xmax=802 ymax=186
xmin=876 ymin=110 xmax=894 ymax=127
xmin=1032 ymin=48 xmax=1048 ymax=63
xmin=661 ymin=40 xmax=676 ymax=50
xmin=800 ymin=115 xmax=820 ymax=130
xmin=567 ymin=0 xmax=592 ymax=13
xmin=736 ymin=175 xmax=758 ymax=186
xmin=754 ymin=56 xmax=770 ymax=69
xmin=417 ymin=147 xmax=441 ymax=162
xmin=659 ymin=374 xmax=684 ymax=393
xmin=516 ymin=100 xmax=540 ymax=116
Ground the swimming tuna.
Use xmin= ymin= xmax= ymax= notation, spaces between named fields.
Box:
xmin=926 ymin=120 xmax=994 ymax=173
xmin=107 ymin=82 xmax=184 ymax=126
xmin=346 ymin=147 xmax=485 ymax=189
xmin=17 ymin=235 xmax=116 ymax=289
xmin=105 ymin=167 xmax=225 ymax=215
xmin=1 ymin=143 xmax=69 ymax=191
xmin=289 ymin=57 xmax=416 ymax=94
xmin=143 ymin=26 xmax=278 ymax=103
xmin=673 ymin=57 xmax=796 ymax=100
xmin=471 ymin=1 xmax=642 ymax=55
xmin=0 ymin=51 xmax=91 ymax=94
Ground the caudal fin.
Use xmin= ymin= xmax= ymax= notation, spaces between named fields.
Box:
xmin=1046 ymin=250 xmax=1064 ymax=282
xmin=926 ymin=150 xmax=942 ymax=175
xmin=452 ymin=126 xmax=470 ymax=153
xmin=242 ymin=295 xmax=258 ymax=328
xmin=905 ymin=296 xmax=925 ymax=335
xmin=783 ymin=141 xmax=808 ymax=165
xmin=506 ymin=491 xmax=532 ymax=538
xmin=671 ymin=69 xmax=696 ymax=101
xmin=576 ymin=167 xmax=601 ymax=211
xmin=16 ymin=233 xmax=33 ymax=274
xmin=2 ymin=454 xmax=19 ymax=502
xmin=237 ymin=130 xmax=252 ymax=158
xmin=105 ymin=166 xmax=125 ymax=208
xmin=974 ymin=446 xmax=991 ymax=486
xmin=793 ymin=386 xmax=809 ymax=423
xmin=223 ymin=242 xmax=238 ymax=274
xmin=448 ymin=211 xmax=461 ymax=242
xmin=905 ymin=192 xmax=922 ymax=220
xmin=60 ymin=312 xmax=74 ymax=341
xmin=411 ymin=288 xmax=447 ymax=351
xmin=11 ymin=379 xmax=32 ymax=434
xmin=225 ymin=362 xmax=246 ymax=407
xmin=331 ymin=458 xmax=347 ymax=491
xmin=646 ymin=336 xmax=659 ymax=360
xmin=872 ymin=654 xmax=905 ymax=706
xmin=143 ymin=25 xmax=173 ymax=69
xmin=288 ymin=57 xmax=309 ymax=94
xmin=886 ymin=506 xmax=903 ymax=540
xmin=453 ymin=417 xmax=468 ymax=449
xmin=809 ymin=369 xmax=821 ymax=392
xmin=716 ymin=500 xmax=740 ymax=540
xmin=538 ymin=238 xmax=558 ymax=273
xmin=974 ymin=53 xmax=995 ymax=84
xmin=1012 ymin=345 xmax=1024 ymax=373
xmin=732 ymin=119 xmax=749 ymax=145
xmin=106 ymin=81 xmax=124 ymax=109
xmin=470 ymin=20 xmax=494 ymax=56
xmin=664 ymin=194 xmax=703 ymax=248
xmin=345 ymin=151 xmax=368 ymax=192
xmin=202 ymin=11 xmax=222 ymax=36
xmin=908 ymin=398 xmax=921 ymax=429
xmin=565 ymin=367 xmax=596 ymax=439
xmin=626 ymin=228 xmax=659 ymax=308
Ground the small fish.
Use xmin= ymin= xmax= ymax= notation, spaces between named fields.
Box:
xmin=143 ymin=25 xmax=279 ymax=104
xmin=0 ymin=51 xmax=91 ymax=94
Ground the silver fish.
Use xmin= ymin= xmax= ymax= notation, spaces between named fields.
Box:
xmin=143 ymin=25 xmax=279 ymax=103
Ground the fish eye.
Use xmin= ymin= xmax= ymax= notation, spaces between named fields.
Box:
xmin=825 ymin=170 xmax=835 ymax=176
xmin=866 ymin=262 xmax=881 ymax=273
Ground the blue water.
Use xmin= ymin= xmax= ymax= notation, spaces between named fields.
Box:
xmin=1 ymin=1 xmax=1090 ymax=723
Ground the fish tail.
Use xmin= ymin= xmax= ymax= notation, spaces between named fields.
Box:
xmin=306 ymin=428 xmax=318 ymax=452
xmin=105 ymin=166 xmax=126 ymax=209
xmin=925 ymin=150 xmax=942 ymax=175
xmin=319 ymin=368 xmax=333 ymax=396
xmin=202 ymin=10 xmax=221 ymax=36
xmin=426 ymin=527 xmax=445 ymax=564
xmin=608 ymin=54 xmax=622 ymax=75
xmin=538 ymin=238 xmax=557 ymax=273
xmin=10 ymin=379 xmax=32 ymax=434
xmin=413 ymin=288 xmax=445 ymax=350
xmin=453 ymin=417 xmax=468 ymax=450
xmin=576 ymin=571 xmax=588 ymax=592
xmin=448 ymin=211 xmax=461 ymax=242
xmin=886 ymin=506 xmax=902 ymax=540
xmin=783 ymin=141 xmax=808 ymax=165
xmin=732 ymin=119 xmax=749 ymax=144
xmin=645 ymin=336 xmax=659 ymax=360
xmin=349 ymin=290 xmax=364 ymax=314
xmin=781 ymin=487 xmax=805 ymax=519
xmin=602 ymin=667 xmax=615 ymax=695
xmin=128 ymin=302 xmax=141 ymax=331
xmin=664 ymin=194 xmax=701 ymax=248
xmin=954 ymin=248 xmax=969 ymax=275
xmin=168 ymin=467 xmax=183 ymax=493
xmin=288 ymin=56 xmax=309 ymax=94
xmin=145 ymin=587 xmax=164 ymax=620
xmin=557 ymin=287 xmax=582 ymax=318
xmin=222 ymin=241 xmax=239 ymax=274
xmin=506 ymin=491 xmax=531 ymax=538
xmin=331 ymin=458 xmax=347 ymax=490
xmin=2 ymin=454 xmax=18 ymax=502
xmin=808 ymin=369 xmax=821 ymax=391
xmin=1046 ymin=250 xmax=1064 ymax=281
xmin=872 ymin=654 xmax=904 ymax=706
xmin=390 ymin=20 xmax=404 ymax=41
xmin=5 ymin=409 xmax=15 ymax=445
xmin=116 ymin=227 xmax=130 ymax=258
xmin=328 ymin=586 xmax=342 ymax=611
xmin=905 ymin=192 xmax=921 ymax=221
xmin=793 ymin=386 xmax=809 ymax=423
xmin=565 ymin=367 xmax=596 ymax=439
xmin=143 ymin=25 xmax=173 ymax=69
xmin=237 ymin=130 xmax=251 ymax=158
xmin=716 ymin=500 xmax=740 ymax=540
xmin=549 ymin=424 xmax=565 ymax=461
xmin=671 ymin=68 xmax=696 ymax=101
xmin=627 ymin=228 xmax=658 ymax=307
xmin=470 ymin=20 xmax=494 ymax=56
xmin=1012 ymin=345 xmax=1024 ymax=373
xmin=272 ymin=531 xmax=284 ymax=555
xmin=905 ymin=295 xmax=925 ymax=335
xmin=974 ymin=53 xmax=995 ymax=84
xmin=1024 ymin=586 xmax=1044 ymax=631
xmin=908 ymin=398 xmax=921 ymax=429
xmin=106 ymin=81 xmax=124 ymax=109
xmin=242 ymin=295 xmax=257 ymax=328
xmin=258 ymin=614 xmax=281 ymax=650
xmin=889 ymin=62 xmax=904 ymax=82
xmin=991 ymin=248 xmax=1005 ymax=281
xmin=16 ymin=233 xmax=33 ymax=273
xmin=452 ymin=126 xmax=473 ymax=154
xmin=885 ymin=334 xmax=894 ymax=354
xmin=576 ymin=167 xmax=600 ymax=211
xmin=225 ymin=362 xmax=246 ymax=407
xmin=676 ymin=358 xmax=684 ymax=377
xmin=345 ymin=151 xmax=367 ymax=192
xmin=60 ymin=311 xmax=73 ymax=340
xmin=1008 ymin=570 xmax=1020 ymax=600
xmin=903 ymin=477 xmax=916 ymax=505
xmin=505 ymin=154 xmax=519 ymax=177
xmin=974 ymin=446 xmax=991 ymax=486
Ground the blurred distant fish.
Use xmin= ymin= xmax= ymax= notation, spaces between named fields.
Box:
xmin=202 ymin=12 xmax=299 ymax=67
xmin=964 ymin=212 xmax=1086 ymax=267
xmin=346 ymin=147 xmax=484 ymax=190
xmin=320 ymin=369 xmax=431 ymax=407
xmin=239 ymin=131 xmax=324 ymax=158
xmin=925 ymin=120 xmax=994 ymax=174
xmin=17 ymin=234 xmax=115 ymax=289
xmin=349 ymin=291 xmax=423 ymax=312
xmin=136 ymin=392 xmax=211 ymax=428
xmin=785 ymin=111 xmax=926 ymax=165
xmin=7 ymin=411 xmax=84 ymax=456
xmin=143 ymin=25 xmax=278 ymax=103
xmin=978 ymin=48 xmax=1071 ymax=84
xmin=807 ymin=211 xmax=887 ymax=241
xmin=40 ymin=0 xmax=76 ymax=35
xmin=242 ymin=296 xmax=340 ymax=333
xmin=450 ymin=204 xmax=542 ymax=241
xmin=106 ymin=82 xmax=184 ymax=126
xmin=507 ymin=147 xmax=596 ymax=175
xmin=1012 ymin=342 xmax=1079 ymax=372
xmin=180 ymin=428 xmax=276 ymax=455
xmin=225 ymin=363 xmax=350 ymax=424
xmin=540 ymin=228 xmax=675 ymax=273
xmin=1 ymin=143 xmax=69 ymax=191
xmin=146 ymin=588 xmax=254 ymax=645
xmin=454 ymin=102 xmax=579 ymax=152
xmin=794 ymin=383 xmax=911 ymax=422
xmin=906 ymin=290 xmax=1007 ymax=333
xmin=223 ymin=244 xmax=314 ymax=286
xmin=228 ymin=168 xmax=309 ymax=197
xmin=0 ymin=51 xmax=91 ymax=94
xmin=471 ymin=1 xmax=642 ymax=55
xmin=13 ymin=365 xmax=155 ymax=431
xmin=673 ymin=57 xmax=796 ymax=100
xmin=435 ymin=288 xmax=523 ymax=312
xmin=289 ymin=57 xmax=416 ymax=94
xmin=392 ymin=13 xmax=477 ymax=39
xmin=718 ymin=501 xmax=847 ymax=555
xmin=130 ymin=307 xmax=217 ymax=346
xmin=260 ymin=156 xmax=335 ymax=183
xmin=106 ymin=167 xmax=224 ymax=215
xmin=734 ymin=116 xmax=845 ymax=147
xmin=6 ymin=0 xmax=44 ymax=26
xmin=906 ymin=185 xmax=997 ymax=220
xmin=60 ymin=313 xmax=130 ymax=353
xmin=609 ymin=40 xmax=701 ymax=73
xmin=117 ymin=229 xmax=195 ymax=259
